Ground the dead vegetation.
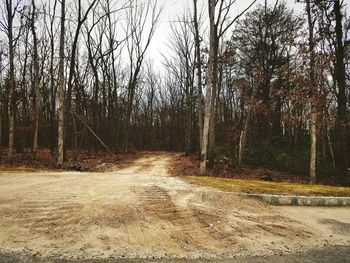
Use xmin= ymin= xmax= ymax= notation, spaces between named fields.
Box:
xmin=169 ymin=153 xmax=350 ymax=187
xmin=0 ymin=149 xmax=158 ymax=172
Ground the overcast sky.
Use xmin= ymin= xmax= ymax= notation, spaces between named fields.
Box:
xmin=147 ymin=0 xmax=349 ymax=68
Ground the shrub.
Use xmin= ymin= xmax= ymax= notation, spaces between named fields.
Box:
xmin=244 ymin=139 xmax=310 ymax=175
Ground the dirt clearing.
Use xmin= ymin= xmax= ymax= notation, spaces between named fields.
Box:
xmin=0 ymin=153 xmax=349 ymax=261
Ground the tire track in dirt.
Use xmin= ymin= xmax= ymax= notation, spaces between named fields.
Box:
xmin=0 ymin=199 xmax=84 ymax=237
xmin=134 ymin=185 xmax=240 ymax=252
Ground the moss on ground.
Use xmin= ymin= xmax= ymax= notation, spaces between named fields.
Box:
xmin=185 ymin=176 xmax=350 ymax=197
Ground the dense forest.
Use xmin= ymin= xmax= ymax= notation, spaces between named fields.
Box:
xmin=0 ymin=0 xmax=349 ymax=184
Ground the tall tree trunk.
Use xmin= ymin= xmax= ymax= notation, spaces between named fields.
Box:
xmin=334 ymin=0 xmax=348 ymax=182
xmin=31 ymin=0 xmax=41 ymax=159
xmin=19 ymin=29 xmax=30 ymax=153
xmin=239 ymin=107 xmax=252 ymax=167
xmin=238 ymin=83 xmax=258 ymax=167
xmin=327 ymin=127 xmax=336 ymax=169
xmin=208 ymin=61 xmax=220 ymax=166
xmin=306 ymin=0 xmax=317 ymax=184
xmin=57 ymin=0 xmax=66 ymax=166
xmin=185 ymin=101 xmax=192 ymax=155
xmin=200 ymin=0 xmax=217 ymax=175
xmin=7 ymin=0 xmax=15 ymax=159
xmin=123 ymin=79 xmax=137 ymax=152
xmin=193 ymin=0 xmax=203 ymax=155
xmin=49 ymin=0 xmax=57 ymax=156
xmin=272 ymin=96 xmax=282 ymax=137
xmin=208 ymin=92 xmax=216 ymax=166
xmin=310 ymin=112 xmax=317 ymax=184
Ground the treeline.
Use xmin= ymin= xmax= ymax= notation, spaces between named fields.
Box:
xmin=0 ymin=0 xmax=349 ymax=184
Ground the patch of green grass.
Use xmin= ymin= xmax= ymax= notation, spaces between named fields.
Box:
xmin=185 ymin=176 xmax=350 ymax=197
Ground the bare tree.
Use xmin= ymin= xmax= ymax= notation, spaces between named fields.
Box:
xmin=57 ymin=0 xmax=66 ymax=166
xmin=6 ymin=0 xmax=15 ymax=159
xmin=64 ymin=0 xmax=100 ymax=157
xmin=193 ymin=0 xmax=203 ymax=154
xmin=334 ymin=0 xmax=349 ymax=182
xmin=44 ymin=0 xmax=58 ymax=156
xmin=163 ymin=13 xmax=196 ymax=154
xmin=30 ymin=0 xmax=41 ymax=159
xmin=200 ymin=0 xmax=257 ymax=175
xmin=305 ymin=0 xmax=317 ymax=184
xmin=0 ymin=0 xmax=23 ymax=159
xmin=0 ymin=0 xmax=347 ymax=186
xmin=123 ymin=0 xmax=161 ymax=152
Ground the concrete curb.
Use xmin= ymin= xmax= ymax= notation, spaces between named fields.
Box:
xmin=246 ymin=194 xmax=350 ymax=206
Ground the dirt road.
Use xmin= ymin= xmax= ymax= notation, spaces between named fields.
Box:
xmin=0 ymin=154 xmax=349 ymax=261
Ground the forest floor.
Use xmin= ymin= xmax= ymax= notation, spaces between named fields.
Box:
xmin=169 ymin=154 xmax=348 ymax=186
xmin=0 ymin=149 xmax=346 ymax=186
xmin=0 ymin=153 xmax=350 ymax=262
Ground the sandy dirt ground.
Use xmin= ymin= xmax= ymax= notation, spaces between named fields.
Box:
xmin=0 ymin=153 xmax=349 ymax=262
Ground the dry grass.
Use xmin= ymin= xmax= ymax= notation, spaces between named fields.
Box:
xmin=185 ymin=176 xmax=350 ymax=197
xmin=0 ymin=167 xmax=62 ymax=173
xmin=0 ymin=149 xmax=145 ymax=172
